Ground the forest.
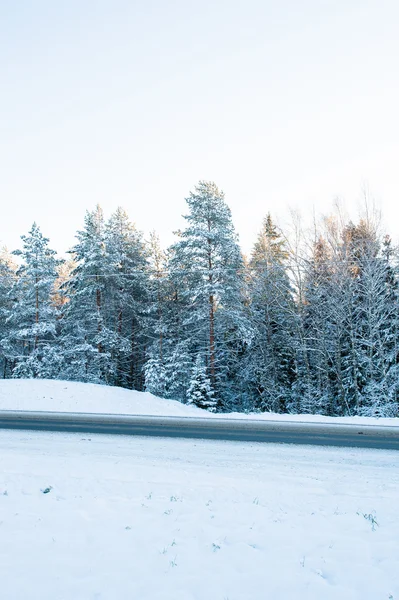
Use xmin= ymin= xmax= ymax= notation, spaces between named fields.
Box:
xmin=1 ymin=181 xmax=398 ymax=417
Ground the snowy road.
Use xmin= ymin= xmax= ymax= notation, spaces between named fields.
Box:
xmin=0 ymin=430 xmax=398 ymax=600
xmin=1 ymin=410 xmax=399 ymax=449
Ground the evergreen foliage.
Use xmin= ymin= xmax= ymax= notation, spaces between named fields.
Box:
xmin=1 ymin=186 xmax=398 ymax=417
xmin=0 ymin=249 xmax=16 ymax=378
xmin=167 ymin=181 xmax=252 ymax=410
xmin=186 ymin=355 xmax=217 ymax=412
xmin=246 ymin=214 xmax=295 ymax=412
xmin=2 ymin=223 xmax=59 ymax=378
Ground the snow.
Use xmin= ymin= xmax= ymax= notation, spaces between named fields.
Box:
xmin=0 ymin=378 xmax=206 ymax=417
xmin=1 ymin=378 xmax=398 ymax=427
xmin=0 ymin=430 xmax=398 ymax=600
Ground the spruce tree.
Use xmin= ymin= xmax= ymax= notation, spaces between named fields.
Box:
xmin=59 ymin=206 xmax=112 ymax=383
xmin=246 ymin=214 xmax=295 ymax=412
xmin=295 ymin=236 xmax=337 ymax=414
xmin=105 ymin=207 xmax=150 ymax=389
xmin=4 ymin=223 xmax=59 ymax=378
xmin=144 ymin=356 xmax=166 ymax=397
xmin=0 ymin=249 xmax=16 ymax=378
xmin=187 ymin=355 xmax=217 ymax=411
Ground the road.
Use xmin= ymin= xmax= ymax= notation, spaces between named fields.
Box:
xmin=0 ymin=410 xmax=398 ymax=449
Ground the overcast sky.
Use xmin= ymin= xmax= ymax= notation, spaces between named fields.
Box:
xmin=1 ymin=0 xmax=398 ymax=255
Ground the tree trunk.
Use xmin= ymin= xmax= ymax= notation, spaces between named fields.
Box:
xmin=34 ymin=275 xmax=39 ymax=350
xmin=129 ymin=318 xmax=135 ymax=389
xmin=207 ymin=220 xmax=216 ymax=385
xmin=96 ymin=282 xmax=102 ymax=354
xmin=209 ymin=293 xmax=215 ymax=383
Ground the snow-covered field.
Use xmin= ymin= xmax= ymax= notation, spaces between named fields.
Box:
xmin=0 ymin=429 xmax=398 ymax=600
xmin=1 ymin=378 xmax=398 ymax=427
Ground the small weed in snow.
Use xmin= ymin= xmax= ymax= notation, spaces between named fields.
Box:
xmin=170 ymin=495 xmax=182 ymax=502
xmin=358 ymin=511 xmax=379 ymax=531
xmin=41 ymin=486 xmax=52 ymax=494
xmin=169 ymin=556 xmax=177 ymax=568
xmin=171 ymin=539 xmax=176 ymax=547
xmin=212 ymin=543 xmax=221 ymax=552
xmin=146 ymin=492 xmax=152 ymax=500
xmin=253 ymin=497 xmax=260 ymax=505
xmin=164 ymin=509 xmax=173 ymax=516
xmin=2 ymin=490 xmax=8 ymax=496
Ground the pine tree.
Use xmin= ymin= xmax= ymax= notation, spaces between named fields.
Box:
xmin=354 ymin=234 xmax=399 ymax=416
xmin=4 ymin=223 xmax=59 ymax=378
xmin=246 ymin=214 xmax=295 ymax=412
xmin=147 ymin=231 xmax=168 ymax=363
xmin=0 ymin=248 xmax=16 ymax=378
xmin=168 ymin=181 xmax=251 ymax=410
xmin=186 ymin=355 xmax=217 ymax=411
xmin=294 ymin=216 xmax=399 ymax=417
xmin=105 ymin=208 xmax=150 ymax=389
xmin=338 ymin=220 xmax=379 ymax=414
xmin=144 ymin=231 xmax=174 ymax=391
xmin=295 ymin=236 xmax=337 ymax=414
xmin=144 ymin=356 xmax=166 ymax=397
xmin=379 ymin=236 xmax=399 ymax=416
xmin=164 ymin=341 xmax=192 ymax=402
xmin=59 ymin=206 xmax=112 ymax=383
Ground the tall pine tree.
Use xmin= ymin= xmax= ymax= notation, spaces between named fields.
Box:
xmin=59 ymin=206 xmax=112 ymax=383
xmin=246 ymin=214 xmax=295 ymax=412
xmin=168 ymin=181 xmax=251 ymax=409
xmin=0 ymin=248 xmax=16 ymax=378
xmin=4 ymin=224 xmax=59 ymax=378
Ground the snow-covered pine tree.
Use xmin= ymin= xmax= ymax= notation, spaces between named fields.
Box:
xmin=163 ymin=340 xmax=192 ymax=402
xmin=59 ymin=206 xmax=113 ymax=383
xmin=0 ymin=248 xmax=16 ymax=378
xmin=144 ymin=232 xmax=192 ymax=401
xmin=353 ymin=232 xmax=399 ymax=416
xmin=168 ymin=181 xmax=251 ymax=410
xmin=295 ymin=215 xmax=399 ymax=417
xmin=246 ymin=214 xmax=296 ymax=413
xmin=4 ymin=223 xmax=59 ymax=378
xmin=186 ymin=355 xmax=217 ymax=412
xmin=144 ymin=232 xmax=172 ymax=387
xmin=144 ymin=356 xmax=166 ymax=397
xmin=295 ymin=236 xmax=338 ymax=415
xmin=378 ymin=235 xmax=399 ymax=416
xmin=105 ymin=208 xmax=150 ymax=389
xmin=337 ymin=220 xmax=379 ymax=415
xmin=146 ymin=232 xmax=168 ymax=363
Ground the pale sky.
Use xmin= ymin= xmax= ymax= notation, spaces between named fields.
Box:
xmin=1 ymin=0 xmax=399 ymax=256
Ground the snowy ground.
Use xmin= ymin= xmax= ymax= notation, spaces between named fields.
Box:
xmin=0 ymin=430 xmax=398 ymax=600
xmin=1 ymin=378 xmax=398 ymax=427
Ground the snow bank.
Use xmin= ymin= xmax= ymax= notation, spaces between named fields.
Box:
xmin=0 ymin=378 xmax=398 ymax=427
xmin=217 ymin=409 xmax=399 ymax=427
xmin=0 ymin=378 xmax=205 ymax=417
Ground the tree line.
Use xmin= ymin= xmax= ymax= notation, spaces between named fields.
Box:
xmin=0 ymin=181 xmax=398 ymax=417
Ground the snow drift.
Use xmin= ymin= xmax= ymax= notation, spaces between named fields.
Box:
xmin=0 ymin=379 xmax=398 ymax=427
